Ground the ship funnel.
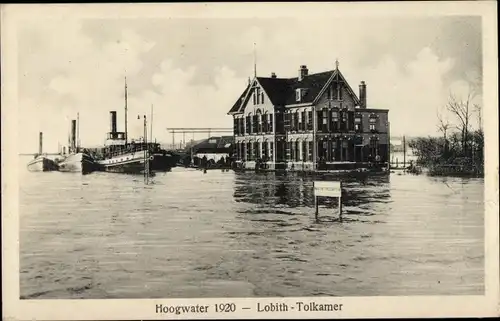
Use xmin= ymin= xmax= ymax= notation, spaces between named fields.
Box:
xmin=71 ymin=120 xmax=77 ymax=151
xmin=110 ymin=111 xmax=117 ymax=133
xmin=39 ymin=132 xmax=43 ymax=155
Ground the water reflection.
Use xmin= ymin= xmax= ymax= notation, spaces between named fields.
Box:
xmin=233 ymin=172 xmax=391 ymax=213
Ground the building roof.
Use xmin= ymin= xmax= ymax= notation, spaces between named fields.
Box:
xmin=228 ymin=68 xmax=361 ymax=114
xmin=191 ymin=136 xmax=234 ymax=154
xmin=228 ymin=84 xmax=251 ymax=114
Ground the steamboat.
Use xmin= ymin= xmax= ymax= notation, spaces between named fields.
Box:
xmin=27 ymin=132 xmax=58 ymax=172
xmin=57 ymin=116 xmax=98 ymax=174
xmin=94 ymin=111 xmax=153 ymax=174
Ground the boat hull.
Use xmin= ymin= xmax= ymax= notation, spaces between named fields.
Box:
xmin=150 ymin=152 xmax=177 ymax=172
xmin=97 ymin=150 xmax=152 ymax=174
xmin=27 ymin=156 xmax=58 ymax=172
xmin=58 ymin=153 xmax=97 ymax=174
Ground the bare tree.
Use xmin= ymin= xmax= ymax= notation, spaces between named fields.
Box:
xmin=436 ymin=109 xmax=450 ymax=140
xmin=474 ymin=103 xmax=482 ymax=132
xmin=446 ymin=88 xmax=474 ymax=157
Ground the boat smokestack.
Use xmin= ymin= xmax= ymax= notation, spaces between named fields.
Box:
xmin=110 ymin=111 xmax=117 ymax=133
xmin=71 ymin=120 xmax=77 ymax=151
xmin=39 ymin=132 xmax=43 ymax=155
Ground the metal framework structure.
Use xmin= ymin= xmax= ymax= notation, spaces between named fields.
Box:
xmin=167 ymin=127 xmax=233 ymax=149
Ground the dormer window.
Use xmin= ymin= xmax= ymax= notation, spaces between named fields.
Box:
xmin=296 ymin=89 xmax=301 ymax=102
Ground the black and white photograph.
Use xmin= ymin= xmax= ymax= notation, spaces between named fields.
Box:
xmin=2 ymin=2 xmax=498 ymax=320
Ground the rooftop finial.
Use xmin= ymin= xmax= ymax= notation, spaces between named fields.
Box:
xmin=335 ymin=58 xmax=339 ymax=70
xmin=253 ymin=42 xmax=257 ymax=78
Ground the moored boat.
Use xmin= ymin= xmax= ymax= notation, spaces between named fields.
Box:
xmin=58 ymin=152 xmax=97 ymax=174
xmin=57 ymin=117 xmax=98 ymax=174
xmin=27 ymin=155 xmax=58 ymax=172
xmin=149 ymin=143 xmax=178 ymax=172
xmin=27 ymin=132 xmax=58 ymax=172
xmin=94 ymin=111 xmax=152 ymax=174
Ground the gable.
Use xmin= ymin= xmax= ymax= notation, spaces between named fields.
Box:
xmin=313 ymin=70 xmax=361 ymax=106
xmin=228 ymin=67 xmax=362 ymax=114
xmin=242 ymin=79 xmax=275 ymax=115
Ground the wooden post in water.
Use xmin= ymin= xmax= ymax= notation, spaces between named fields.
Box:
xmin=339 ymin=181 xmax=343 ymax=221
xmin=314 ymin=182 xmax=319 ymax=220
xmin=403 ymin=135 xmax=406 ymax=170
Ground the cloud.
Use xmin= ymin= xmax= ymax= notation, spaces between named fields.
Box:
xmin=17 ymin=16 xmax=482 ymax=153
xmin=354 ymin=48 xmax=457 ymax=137
xmin=18 ymin=20 xmax=156 ymax=152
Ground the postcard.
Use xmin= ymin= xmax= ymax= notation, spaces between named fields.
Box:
xmin=1 ymin=2 xmax=498 ymax=320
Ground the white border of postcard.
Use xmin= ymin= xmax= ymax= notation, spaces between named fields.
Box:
xmin=2 ymin=2 xmax=499 ymax=319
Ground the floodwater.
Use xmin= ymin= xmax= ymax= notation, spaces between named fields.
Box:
xmin=19 ymin=157 xmax=484 ymax=299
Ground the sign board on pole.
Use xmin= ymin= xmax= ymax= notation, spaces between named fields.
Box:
xmin=314 ymin=181 xmax=341 ymax=198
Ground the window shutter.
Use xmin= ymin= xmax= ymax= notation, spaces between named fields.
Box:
xmin=308 ymin=141 xmax=313 ymax=161
xmin=286 ymin=141 xmax=291 ymax=161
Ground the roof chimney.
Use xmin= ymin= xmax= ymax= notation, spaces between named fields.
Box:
xmin=271 ymin=72 xmax=277 ymax=78
xmin=359 ymin=81 xmax=367 ymax=108
xmin=298 ymin=65 xmax=308 ymax=81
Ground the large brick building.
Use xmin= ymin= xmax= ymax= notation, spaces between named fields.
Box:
xmin=227 ymin=62 xmax=390 ymax=171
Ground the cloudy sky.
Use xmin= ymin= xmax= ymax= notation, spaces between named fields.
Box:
xmin=16 ymin=11 xmax=482 ymax=153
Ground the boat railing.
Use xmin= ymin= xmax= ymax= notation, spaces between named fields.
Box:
xmin=104 ymin=143 xmax=154 ymax=159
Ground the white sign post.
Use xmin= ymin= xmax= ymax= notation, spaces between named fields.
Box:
xmin=313 ymin=181 xmax=343 ymax=220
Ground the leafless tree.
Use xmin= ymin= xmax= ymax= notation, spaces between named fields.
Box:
xmin=436 ymin=109 xmax=450 ymax=140
xmin=474 ymin=103 xmax=482 ymax=132
xmin=446 ymin=88 xmax=474 ymax=157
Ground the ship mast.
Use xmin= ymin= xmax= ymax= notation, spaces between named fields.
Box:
xmin=150 ymin=104 xmax=153 ymax=143
xmin=125 ymin=77 xmax=128 ymax=145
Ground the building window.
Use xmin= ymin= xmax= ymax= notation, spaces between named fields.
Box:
xmin=308 ymin=141 xmax=313 ymax=161
xmin=261 ymin=92 xmax=264 ymax=104
xmin=355 ymin=115 xmax=362 ymax=133
xmin=301 ymin=111 xmax=306 ymax=131
xmin=295 ymin=141 xmax=300 ymax=162
xmin=263 ymin=142 xmax=268 ymax=160
xmin=369 ymin=116 xmax=377 ymax=132
xmin=233 ymin=118 xmax=238 ymax=135
xmin=270 ymin=142 xmax=274 ymax=160
xmin=246 ymin=115 xmax=251 ymax=134
xmin=307 ymin=111 xmax=313 ymax=130
xmin=246 ymin=142 xmax=252 ymax=160
xmin=298 ymin=111 xmax=302 ymax=131
xmin=269 ymin=114 xmax=273 ymax=132
xmin=302 ymin=141 xmax=307 ymax=161
xmin=289 ymin=141 xmax=294 ymax=161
